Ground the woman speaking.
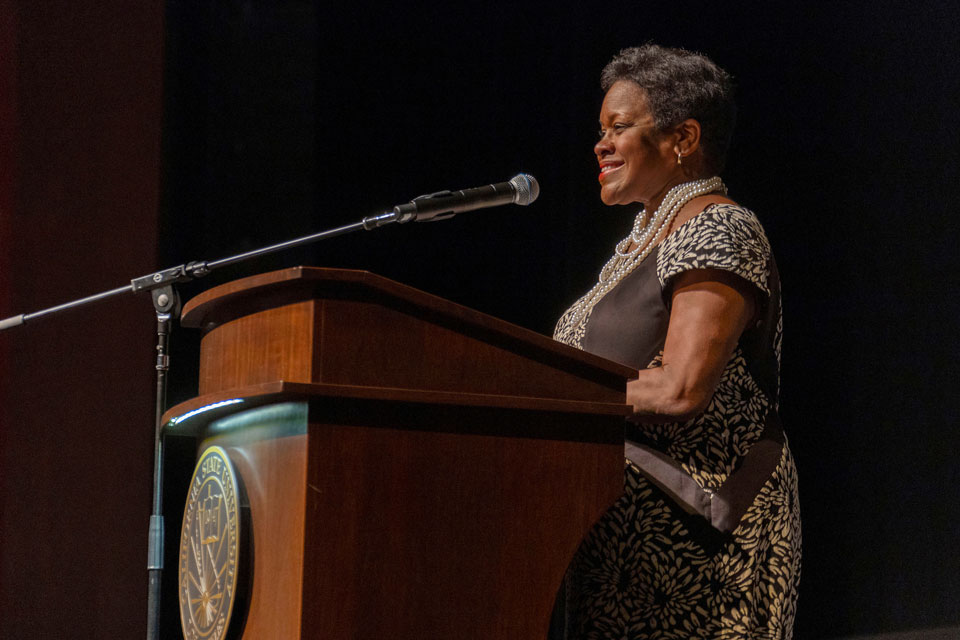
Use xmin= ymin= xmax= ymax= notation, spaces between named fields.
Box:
xmin=553 ymin=44 xmax=801 ymax=638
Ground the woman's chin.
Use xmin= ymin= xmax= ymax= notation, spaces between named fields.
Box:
xmin=599 ymin=188 xmax=618 ymax=206
xmin=600 ymin=190 xmax=632 ymax=207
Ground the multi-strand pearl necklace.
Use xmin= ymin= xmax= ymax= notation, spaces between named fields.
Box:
xmin=554 ymin=176 xmax=726 ymax=346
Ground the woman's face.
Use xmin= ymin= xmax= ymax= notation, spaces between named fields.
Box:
xmin=595 ymin=81 xmax=678 ymax=207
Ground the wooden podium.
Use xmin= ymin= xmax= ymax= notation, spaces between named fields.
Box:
xmin=161 ymin=267 xmax=633 ymax=639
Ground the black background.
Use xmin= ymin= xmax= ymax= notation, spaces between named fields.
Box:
xmin=161 ymin=1 xmax=960 ymax=636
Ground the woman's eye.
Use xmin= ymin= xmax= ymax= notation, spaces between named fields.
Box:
xmin=599 ymin=123 xmax=632 ymax=138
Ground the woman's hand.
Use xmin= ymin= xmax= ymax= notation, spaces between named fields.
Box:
xmin=627 ymin=268 xmax=756 ymax=422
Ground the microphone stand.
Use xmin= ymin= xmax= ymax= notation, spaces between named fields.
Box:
xmin=0 ymin=207 xmax=409 ymax=640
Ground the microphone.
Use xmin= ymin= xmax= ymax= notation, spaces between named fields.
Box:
xmin=392 ymin=173 xmax=539 ymax=223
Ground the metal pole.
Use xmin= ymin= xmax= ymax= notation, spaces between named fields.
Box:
xmin=146 ymin=286 xmax=177 ymax=640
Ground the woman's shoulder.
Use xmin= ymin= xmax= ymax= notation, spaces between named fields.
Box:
xmin=668 ymin=197 xmax=768 ymax=244
xmin=671 ymin=194 xmax=741 ymax=230
xmin=657 ymin=198 xmax=773 ymax=294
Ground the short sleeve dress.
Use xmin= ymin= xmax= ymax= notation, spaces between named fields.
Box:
xmin=553 ymin=204 xmax=801 ymax=639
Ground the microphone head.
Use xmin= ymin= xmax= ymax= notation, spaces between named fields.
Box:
xmin=510 ymin=173 xmax=540 ymax=206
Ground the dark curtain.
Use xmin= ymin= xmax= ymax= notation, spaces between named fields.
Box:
xmin=161 ymin=1 xmax=960 ymax=637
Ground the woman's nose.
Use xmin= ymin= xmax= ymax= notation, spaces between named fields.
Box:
xmin=594 ymin=134 xmax=613 ymax=158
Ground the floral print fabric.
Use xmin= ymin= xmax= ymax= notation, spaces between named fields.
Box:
xmin=555 ymin=205 xmax=801 ymax=639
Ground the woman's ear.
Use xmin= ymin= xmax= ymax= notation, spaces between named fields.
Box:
xmin=673 ymin=118 xmax=702 ymax=160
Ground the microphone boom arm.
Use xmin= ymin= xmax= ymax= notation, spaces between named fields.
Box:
xmin=0 ymin=173 xmax=539 ymax=330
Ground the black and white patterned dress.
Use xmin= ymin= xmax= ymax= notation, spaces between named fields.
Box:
xmin=553 ymin=204 xmax=801 ymax=639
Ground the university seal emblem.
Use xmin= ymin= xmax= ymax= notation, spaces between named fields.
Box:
xmin=178 ymin=446 xmax=241 ymax=640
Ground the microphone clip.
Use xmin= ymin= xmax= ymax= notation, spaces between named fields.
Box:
xmin=409 ymin=191 xmax=459 ymax=222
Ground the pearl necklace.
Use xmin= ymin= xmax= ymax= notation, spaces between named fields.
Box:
xmin=554 ymin=176 xmax=726 ymax=346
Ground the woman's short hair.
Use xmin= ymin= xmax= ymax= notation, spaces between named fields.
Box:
xmin=601 ymin=44 xmax=736 ymax=174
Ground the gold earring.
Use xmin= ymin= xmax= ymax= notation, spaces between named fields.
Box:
xmin=676 ymin=150 xmax=683 ymax=165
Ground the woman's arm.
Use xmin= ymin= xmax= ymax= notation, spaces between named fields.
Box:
xmin=627 ymin=268 xmax=756 ymax=422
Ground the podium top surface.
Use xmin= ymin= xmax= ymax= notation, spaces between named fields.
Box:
xmin=181 ymin=266 xmax=636 ymax=378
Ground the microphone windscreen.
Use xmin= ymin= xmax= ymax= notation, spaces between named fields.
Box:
xmin=510 ymin=174 xmax=540 ymax=206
